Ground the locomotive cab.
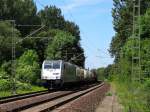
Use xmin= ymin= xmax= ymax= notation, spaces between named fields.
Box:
xmin=41 ymin=60 xmax=63 ymax=88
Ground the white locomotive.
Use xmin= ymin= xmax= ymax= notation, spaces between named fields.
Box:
xmin=41 ymin=60 xmax=97 ymax=89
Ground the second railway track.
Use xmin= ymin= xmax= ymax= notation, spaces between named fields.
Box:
xmin=0 ymin=82 xmax=104 ymax=112
xmin=0 ymin=90 xmax=49 ymax=104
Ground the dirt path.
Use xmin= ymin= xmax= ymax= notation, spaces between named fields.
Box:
xmin=95 ymin=85 xmax=123 ymax=112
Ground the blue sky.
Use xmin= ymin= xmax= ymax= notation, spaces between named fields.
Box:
xmin=34 ymin=0 xmax=115 ymax=69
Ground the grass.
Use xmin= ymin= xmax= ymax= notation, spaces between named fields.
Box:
xmin=0 ymin=91 xmax=11 ymax=97
xmin=110 ymin=79 xmax=149 ymax=112
xmin=0 ymin=85 xmax=46 ymax=98
xmin=106 ymin=91 xmax=113 ymax=96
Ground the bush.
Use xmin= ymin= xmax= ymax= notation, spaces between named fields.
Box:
xmin=16 ymin=50 xmax=40 ymax=84
xmin=0 ymin=79 xmax=11 ymax=91
xmin=16 ymin=65 xmax=38 ymax=84
xmin=0 ymin=68 xmax=8 ymax=79
xmin=16 ymin=82 xmax=32 ymax=90
xmin=0 ymin=79 xmax=32 ymax=91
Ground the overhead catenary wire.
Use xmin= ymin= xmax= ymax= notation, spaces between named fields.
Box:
xmin=6 ymin=0 xmax=49 ymax=95
xmin=36 ymin=0 xmax=46 ymax=8
xmin=36 ymin=0 xmax=96 ymax=56
xmin=60 ymin=0 xmax=98 ymax=52
xmin=62 ymin=1 xmax=111 ymax=60
xmin=60 ymin=0 xmax=112 ymax=68
xmin=35 ymin=0 xmax=110 ymax=68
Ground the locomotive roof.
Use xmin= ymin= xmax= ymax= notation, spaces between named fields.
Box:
xmin=43 ymin=60 xmax=89 ymax=71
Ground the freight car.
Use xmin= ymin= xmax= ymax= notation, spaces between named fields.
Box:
xmin=41 ymin=60 xmax=97 ymax=89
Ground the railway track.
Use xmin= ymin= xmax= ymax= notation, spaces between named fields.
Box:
xmin=0 ymin=90 xmax=49 ymax=104
xmin=0 ymin=82 xmax=104 ymax=112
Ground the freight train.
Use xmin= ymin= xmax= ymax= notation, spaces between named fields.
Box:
xmin=41 ymin=60 xmax=97 ymax=89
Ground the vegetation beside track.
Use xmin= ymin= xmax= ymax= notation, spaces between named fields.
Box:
xmin=96 ymin=1 xmax=150 ymax=112
xmin=0 ymin=85 xmax=46 ymax=98
xmin=0 ymin=0 xmax=85 ymax=96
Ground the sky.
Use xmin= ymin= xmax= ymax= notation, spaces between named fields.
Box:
xmin=34 ymin=0 xmax=115 ymax=69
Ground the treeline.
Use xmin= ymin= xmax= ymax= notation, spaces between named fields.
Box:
xmin=0 ymin=0 xmax=85 ymax=91
xmin=97 ymin=0 xmax=150 ymax=112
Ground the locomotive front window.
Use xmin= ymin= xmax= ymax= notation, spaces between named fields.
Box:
xmin=44 ymin=64 xmax=52 ymax=69
xmin=53 ymin=62 xmax=60 ymax=69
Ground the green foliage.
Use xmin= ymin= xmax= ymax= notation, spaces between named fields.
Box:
xmin=64 ymin=20 xmax=81 ymax=42
xmin=17 ymin=50 xmax=39 ymax=66
xmin=104 ymin=65 xmax=113 ymax=79
xmin=106 ymin=92 xmax=112 ymax=96
xmin=16 ymin=82 xmax=32 ymax=90
xmin=110 ymin=0 xmax=133 ymax=59
xmin=109 ymin=2 xmax=150 ymax=112
xmin=16 ymin=5 xmax=85 ymax=67
xmin=110 ymin=0 xmax=150 ymax=60
xmin=140 ymin=39 xmax=150 ymax=78
xmin=111 ymin=37 xmax=150 ymax=112
xmin=0 ymin=85 xmax=46 ymax=97
xmin=97 ymin=67 xmax=105 ymax=81
xmin=0 ymin=79 xmax=11 ymax=91
xmin=0 ymin=21 xmax=20 ymax=36
xmin=121 ymin=38 xmax=150 ymax=79
xmin=111 ymin=69 xmax=150 ymax=112
xmin=38 ymin=6 xmax=65 ymax=29
xmin=38 ymin=6 xmax=85 ymax=66
xmin=16 ymin=50 xmax=40 ymax=84
xmin=142 ymin=78 xmax=150 ymax=111
xmin=43 ymin=29 xmax=85 ymax=67
xmin=38 ymin=6 xmax=81 ymax=41
xmin=0 ymin=21 xmax=21 ymax=65
xmin=0 ymin=0 xmax=40 ymax=36
xmin=141 ymin=9 xmax=150 ymax=38
xmin=46 ymin=30 xmax=75 ymax=59
xmin=0 ymin=61 xmax=12 ymax=78
xmin=0 ymin=79 xmax=32 ymax=91
xmin=0 ymin=0 xmax=85 ymax=92
xmin=0 ymin=67 xmax=8 ymax=79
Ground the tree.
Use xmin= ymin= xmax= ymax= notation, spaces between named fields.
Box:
xmin=109 ymin=0 xmax=150 ymax=60
xmin=38 ymin=6 xmax=81 ymax=42
xmin=16 ymin=50 xmax=39 ymax=84
xmin=109 ymin=0 xmax=133 ymax=59
xmin=64 ymin=20 xmax=81 ymax=42
xmin=97 ymin=67 xmax=105 ymax=80
xmin=0 ymin=66 xmax=8 ymax=79
xmin=38 ymin=6 xmax=65 ymax=29
xmin=20 ymin=5 xmax=85 ymax=67
xmin=44 ymin=29 xmax=85 ymax=67
xmin=46 ymin=30 xmax=75 ymax=59
xmin=141 ymin=9 xmax=150 ymax=39
xmin=0 ymin=21 xmax=21 ymax=65
xmin=109 ymin=4 xmax=150 ymax=111
xmin=0 ymin=0 xmax=40 ymax=36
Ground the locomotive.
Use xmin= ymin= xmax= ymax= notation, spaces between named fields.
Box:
xmin=41 ymin=60 xmax=97 ymax=89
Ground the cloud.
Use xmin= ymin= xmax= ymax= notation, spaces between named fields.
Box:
xmin=61 ymin=0 xmax=106 ymax=13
